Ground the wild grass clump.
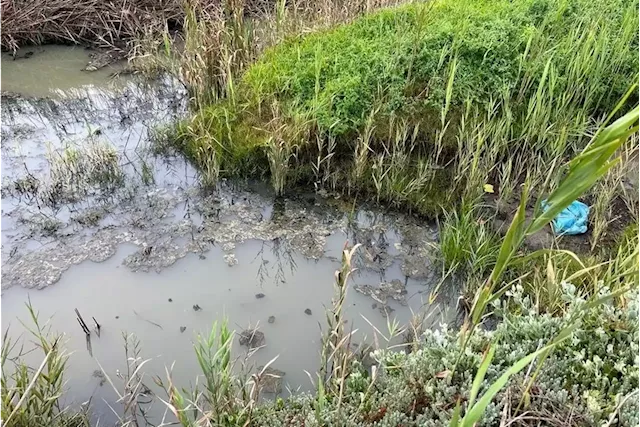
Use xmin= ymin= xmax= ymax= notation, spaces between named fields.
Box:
xmin=499 ymin=221 xmax=638 ymax=317
xmin=1 ymin=137 xmax=125 ymax=209
xmin=1 ymin=302 xmax=90 ymax=427
xmin=44 ymin=139 xmax=124 ymax=205
xmin=438 ymin=203 xmax=500 ymax=279
xmin=170 ymin=0 xmax=638 ymax=231
xmin=243 ymin=0 xmax=637 ymax=138
xmin=130 ymin=0 xmax=407 ymax=106
xmin=131 ymin=0 xmax=256 ymax=107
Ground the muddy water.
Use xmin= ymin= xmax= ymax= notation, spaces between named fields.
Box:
xmin=2 ymin=45 xmax=126 ymax=98
xmin=1 ymin=46 xmax=456 ymax=425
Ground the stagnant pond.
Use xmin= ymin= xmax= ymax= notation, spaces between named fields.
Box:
xmin=1 ymin=46 xmax=457 ymax=425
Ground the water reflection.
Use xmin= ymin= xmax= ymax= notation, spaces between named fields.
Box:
xmin=1 ymin=54 xmax=455 ymax=426
xmin=254 ymin=238 xmax=299 ymax=287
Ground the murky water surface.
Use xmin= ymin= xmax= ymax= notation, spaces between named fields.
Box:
xmin=2 ymin=45 xmax=126 ymax=98
xmin=1 ymin=46 xmax=455 ymax=425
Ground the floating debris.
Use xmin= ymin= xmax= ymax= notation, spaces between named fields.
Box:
xmin=222 ymin=242 xmax=236 ymax=252
xmin=192 ymin=304 xmax=202 ymax=311
xmin=354 ymin=279 xmax=408 ymax=317
xmin=180 ymin=326 xmax=186 ymax=333
xmin=304 ymin=308 xmax=312 ymax=315
xmin=354 ymin=279 xmax=408 ymax=306
xmin=223 ymin=253 xmax=238 ymax=267
xmin=92 ymin=369 xmax=106 ymax=386
xmin=238 ymin=329 xmax=265 ymax=349
xmin=133 ymin=310 xmax=163 ymax=329
xmin=257 ymin=366 xmax=285 ymax=394
xmin=255 ymin=293 xmax=265 ymax=299
xmin=379 ymin=305 xmax=395 ymax=318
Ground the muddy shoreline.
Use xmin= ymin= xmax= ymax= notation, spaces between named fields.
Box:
xmin=1 ymin=65 xmax=457 ymax=425
xmin=0 ymin=64 xmax=445 ymax=293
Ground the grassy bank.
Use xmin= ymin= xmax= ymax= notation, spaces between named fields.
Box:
xmin=2 ymin=0 xmax=639 ymax=425
xmin=154 ymin=0 xmax=639 ymax=293
xmin=162 ymin=0 xmax=637 ymax=216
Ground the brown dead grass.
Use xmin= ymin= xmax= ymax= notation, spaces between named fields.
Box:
xmin=1 ymin=0 xmax=184 ymax=52
xmin=0 ymin=0 xmax=275 ymax=52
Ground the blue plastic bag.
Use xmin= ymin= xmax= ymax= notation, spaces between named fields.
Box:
xmin=541 ymin=200 xmax=589 ymax=235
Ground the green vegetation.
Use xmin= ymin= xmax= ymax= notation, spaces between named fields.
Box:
xmin=163 ymin=0 xmax=637 ymax=224
xmin=145 ymin=0 xmax=640 ymax=422
xmin=1 ymin=302 xmax=90 ymax=427
xmin=437 ymin=201 xmax=501 ymax=280
xmin=131 ymin=0 xmax=640 ymax=423
xmin=2 ymin=0 xmax=638 ymax=425
xmin=4 ymin=107 xmax=638 ymax=427
xmin=244 ymin=0 xmax=635 ymax=135
xmin=252 ymin=290 xmax=638 ymax=426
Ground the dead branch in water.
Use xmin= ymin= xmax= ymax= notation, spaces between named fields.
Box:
xmin=74 ymin=308 xmax=91 ymax=335
xmin=92 ymin=316 xmax=101 ymax=337
xmin=133 ymin=310 xmax=163 ymax=330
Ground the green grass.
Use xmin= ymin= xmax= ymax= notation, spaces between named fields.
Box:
xmin=243 ymin=0 xmax=637 ymax=137
xmin=167 ymin=0 xmax=637 ymax=226
xmin=438 ymin=202 xmax=501 ymax=279
xmin=1 ymin=302 xmax=90 ymax=427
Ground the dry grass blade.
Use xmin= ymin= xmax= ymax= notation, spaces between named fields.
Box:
xmin=603 ymin=390 xmax=639 ymax=427
xmin=1 ymin=0 xmax=184 ymax=51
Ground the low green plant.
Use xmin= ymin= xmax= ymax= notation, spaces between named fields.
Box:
xmin=249 ymin=285 xmax=638 ymax=426
xmin=437 ymin=203 xmax=500 ymax=281
xmin=154 ymin=320 xmax=241 ymax=425
xmin=245 ymin=0 xmax=636 ymax=137
xmin=1 ymin=301 xmax=89 ymax=427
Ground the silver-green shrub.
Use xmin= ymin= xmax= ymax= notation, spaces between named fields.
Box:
xmin=252 ymin=285 xmax=638 ymax=426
